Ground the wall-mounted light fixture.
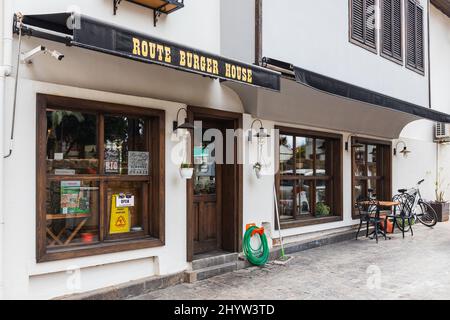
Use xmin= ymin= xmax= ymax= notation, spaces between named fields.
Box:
xmin=394 ymin=140 xmax=411 ymax=158
xmin=173 ymin=107 xmax=195 ymax=132
xmin=345 ymin=134 xmax=364 ymax=151
xmin=248 ymin=119 xmax=270 ymax=144
xmin=113 ymin=0 xmax=185 ymax=27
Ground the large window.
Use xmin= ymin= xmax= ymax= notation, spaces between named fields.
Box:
xmin=349 ymin=0 xmax=377 ymax=53
xmin=406 ymin=0 xmax=425 ymax=74
xmin=352 ymin=138 xmax=392 ymax=218
xmin=37 ymin=95 xmax=165 ymax=262
xmin=276 ymin=127 xmax=343 ymax=229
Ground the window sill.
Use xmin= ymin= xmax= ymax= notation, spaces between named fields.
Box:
xmin=38 ymin=237 xmax=164 ymax=263
xmin=279 ymin=215 xmax=343 ymax=230
xmin=349 ymin=37 xmax=377 ymax=55
xmin=380 ymin=51 xmax=403 ymax=66
xmin=406 ymin=64 xmax=425 ymax=76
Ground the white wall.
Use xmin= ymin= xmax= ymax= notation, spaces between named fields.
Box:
xmin=430 ymin=5 xmax=450 ymax=113
xmin=430 ymin=5 xmax=450 ymax=202
xmin=220 ymin=0 xmax=255 ymax=63
xmin=12 ymin=0 xmax=222 ymax=55
xmin=261 ymin=0 xmax=430 ymax=107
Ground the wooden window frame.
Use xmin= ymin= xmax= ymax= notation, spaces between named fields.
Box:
xmin=349 ymin=0 xmax=378 ymax=54
xmin=405 ymin=0 xmax=425 ymax=75
xmin=380 ymin=0 xmax=404 ymax=65
xmin=275 ymin=126 xmax=343 ymax=230
xmin=351 ymin=137 xmax=392 ymax=219
xmin=36 ymin=94 xmax=166 ymax=262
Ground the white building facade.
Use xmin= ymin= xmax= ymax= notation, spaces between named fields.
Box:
xmin=0 ymin=0 xmax=449 ymax=299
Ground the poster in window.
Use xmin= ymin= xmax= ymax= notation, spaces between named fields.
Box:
xmin=128 ymin=151 xmax=149 ymax=175
xmin=60 ymin=181 xmax=90 ymax=214
xmin=105 ymin=148 xmax=120 ymax=174
xmin=109 ymin=194 xmax=131 ymax=234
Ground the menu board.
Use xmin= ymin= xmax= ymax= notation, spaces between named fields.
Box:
xmin=128 ymin=151 xmax=149 ymax=175
xmin=105 ymin=148 xmax=120 ymax=174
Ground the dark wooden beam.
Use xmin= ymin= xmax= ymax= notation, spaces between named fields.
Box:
xmin=431 ymin=0 xmax=450 ymax=18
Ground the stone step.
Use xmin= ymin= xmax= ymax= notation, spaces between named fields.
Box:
xmin=185 ymin=262 xmax=237 ymax=283
xmin=192 ymin=252 xmax=239 ymax=271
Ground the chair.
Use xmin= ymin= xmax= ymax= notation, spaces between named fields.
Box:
xmin=391 ymin=193 xmax=414 ymax=238
xmin=355 ymin=199 xmax=383 ymax=243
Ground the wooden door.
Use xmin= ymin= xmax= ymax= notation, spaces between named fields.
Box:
xmin=192 ymin=121 xmax=223 ymax=255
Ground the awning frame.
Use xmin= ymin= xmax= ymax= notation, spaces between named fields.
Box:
xmin=14 ymin=12 xmax=281 ymax=91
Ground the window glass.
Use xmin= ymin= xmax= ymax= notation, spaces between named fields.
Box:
xmin=367 ymin=144 xmax=377 ymax=177
xmin=316 ymin=180 xmax=331 ymax=217
xmin=295 ymin=137 xmax=314 ymax=176
xmin=296 ymin=180 xmax=313 ymax=216
xmin=279 ymin=180 xmax=295 ymax=220
xmin=279 ymin=135 xmax=294 ymax=175
xmin=354 ymin=145 xmax=366 ymax=177
xmin=46 ymin=180 xmax=99 ymax=248
xmin=106 ymin=181 xmax=145 ymax=237
xmin=46 ymin=110 xmax=98 ymax=175
xmin=354 ymin=180 xmax=366 ymax=203
xmin=104 ymin=115 xmax=148 ymax=175
xmin=315 ymin=139 xmax=327 ymax=176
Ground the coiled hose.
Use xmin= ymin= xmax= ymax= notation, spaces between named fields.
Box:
xmin=243 ymin=225 xmax=269 ymax=266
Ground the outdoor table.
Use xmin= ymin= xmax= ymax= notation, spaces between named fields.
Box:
xmin=360 ymin=201 xmax=399 ymax=241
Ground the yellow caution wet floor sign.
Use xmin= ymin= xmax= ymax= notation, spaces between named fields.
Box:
xmin=110 ymin=194 xmax=130 ymax=234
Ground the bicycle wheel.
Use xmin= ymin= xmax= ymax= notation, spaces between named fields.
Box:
xmin=416 ymin=201 xmax=438 ymax=227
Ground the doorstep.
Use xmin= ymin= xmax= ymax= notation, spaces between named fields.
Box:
xmin=59 ymin=226 xmax=361 ymax=300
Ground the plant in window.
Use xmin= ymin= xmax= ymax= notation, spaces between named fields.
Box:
xmin=180 ymin=163 xmax=194 ymax=179
xmin=315 ymin=202 xmax=331 ymax=217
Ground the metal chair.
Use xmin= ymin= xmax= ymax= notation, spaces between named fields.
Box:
xmin=355 ymin=198 xmax=383 ymax=243
xmin=391 ymin=192 xmax=415 ymax=238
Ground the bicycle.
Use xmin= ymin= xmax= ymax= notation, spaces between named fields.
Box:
xmin=394 ymin=179 xmax=438 ymax=230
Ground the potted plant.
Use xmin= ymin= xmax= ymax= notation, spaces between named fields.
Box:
xmin=430 ymin=170 xmax=450 ymax=222
xmin=315 ymin=202 xmax=331 ymax=217
xmin=253 ymin=162 xmax=262 ymax=179
xmin=179 ymin=163 xmax=194 ymax=179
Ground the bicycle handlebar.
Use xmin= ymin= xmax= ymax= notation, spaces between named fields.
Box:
xmin=417 ymin=179 xmax=425 ymax=185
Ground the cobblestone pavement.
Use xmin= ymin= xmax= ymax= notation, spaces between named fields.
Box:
xmin=133 ymin=223 xmax=450 ymax=300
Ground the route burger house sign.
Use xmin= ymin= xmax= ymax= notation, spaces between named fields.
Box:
xmin=18 ymin=13 xmax=280 ymax=91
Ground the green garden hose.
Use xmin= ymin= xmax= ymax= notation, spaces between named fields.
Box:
xmin=243 ymin=226 xmax=270 ymax=266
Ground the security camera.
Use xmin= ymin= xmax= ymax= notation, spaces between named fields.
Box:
xmin=21 ymin=45 xmax=65 ymax=64
xmin=48 ymin=50 xmax=64 ymax=61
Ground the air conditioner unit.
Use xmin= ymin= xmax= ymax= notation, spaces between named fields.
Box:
xmin=435 ymin=122 xmax=450 ymax=141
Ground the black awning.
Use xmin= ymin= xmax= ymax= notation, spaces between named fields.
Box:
xmin=294 ymin=66 xmax=450 ymax=123
xmin=17 ymin=12 xmax=280 ymax=91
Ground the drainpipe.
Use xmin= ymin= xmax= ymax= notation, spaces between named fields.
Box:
xmin=0 ymin=0 xmax=13 ymax=300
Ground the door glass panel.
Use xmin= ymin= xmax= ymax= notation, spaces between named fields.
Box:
xmin=295 ymin=137 xmax=314 ymax=176
xmin=367 ymin=144 xmax=377 ymax=177
xmin=279 ymin=135 xmax=294 ymax=175
xmin=194 ymin=137 xmax=216 ymax=195
xmin=46 ymin=109 xmax=98 ymax=175
xmin=315 ymin=138 xmax=327 ymax=176
xmin=279 ymin=180 xmax=295 ymax=220
xmin=296 ymin=180 xmax=313 ymax=216
xmin=104 ymin=115 xmax=148 ymax=175
xmin=46 ymin=180 xmax=99 ymax=248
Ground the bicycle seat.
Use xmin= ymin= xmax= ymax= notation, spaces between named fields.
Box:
xmin=398 ymin=189 xmax=407 ymax=193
